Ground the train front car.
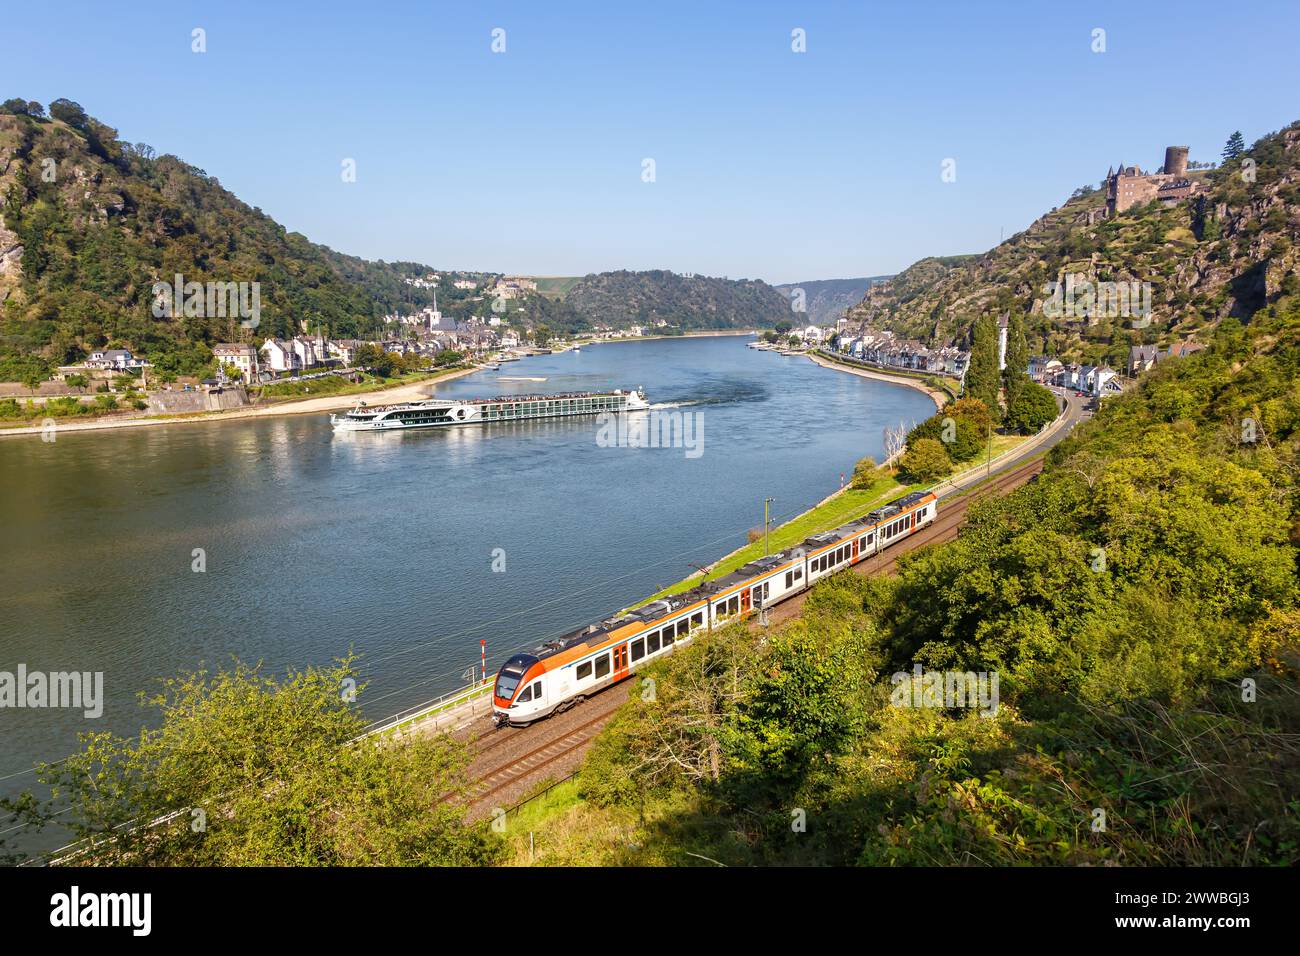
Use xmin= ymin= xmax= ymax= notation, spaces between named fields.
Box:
xmin=492 ymin=653 xmax=543 ymax=727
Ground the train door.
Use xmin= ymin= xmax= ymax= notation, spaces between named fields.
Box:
xmin=852 ymin=537 xmax=859 ymax=560
xmin=612 ymin=644 xmax=629 ymax=680
xmin=741 ymin=588 xmax=752 ymax=614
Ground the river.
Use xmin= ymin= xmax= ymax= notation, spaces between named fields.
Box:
xmin=0 ymin=334 xmax=934 ymax=840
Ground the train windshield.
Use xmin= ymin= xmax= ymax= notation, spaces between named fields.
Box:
xmin=495 ymin=672 xmax=521 ymax=700
xmin=494 ymin=654 xmax=538 ymax=701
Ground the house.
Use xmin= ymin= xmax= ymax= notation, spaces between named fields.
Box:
xmin=453 ymin=279 xmax=478 ymax=290
xmin=1092 ymin=366 xmax=1123 ymax=396
xmin=260 ymin=338 xmax=302 ymax=374
xmin=1164 ymin=340 xmax=1205 ymax=360
xmin=801 ymin=325 xmax=824 ymax=344
xmin=86 ymin=349 xmax=147 ymax=371
xmin=328 ymin=339 xmax=364 ymax=366
xmin=212 ymin=344 xmax=259 ymax=383
xmin=291 ymin=337 xmax=325 ymax=369
xmin=1128 ymin=344 xmax=1160 ymax=376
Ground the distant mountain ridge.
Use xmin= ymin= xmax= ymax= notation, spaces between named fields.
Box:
xmin=561 ymin=269 xmax=790 ymax=330
xmin=773 ymin=276 xmax=893 ymax=325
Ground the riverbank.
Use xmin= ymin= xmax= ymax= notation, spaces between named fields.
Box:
xmin=586 ymin=328 xmax=755 ymax=345
xmin=805 ymin=350 xmax=951 ymax=410
xmin=0 ymin=365 xmax=480 ymax=439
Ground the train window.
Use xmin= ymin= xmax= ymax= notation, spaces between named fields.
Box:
xmin=794 ymin=567 xmax=802 ymax=580
xmin=631 ymin=638 xmax=645 ymax=662
xmin=594 ymin=654 xmax=611 ymax=679
xmin=648 ymin=631 xmax=661 ymax=653
xmin=784 ymin=570 xmax=793 ymax=588
xmin=663 ymin=627 xmax=675 ymax=646
xmin=691 ymin=612 xmax=703 ymax=628
xmin=516 ymin=685 xmax=532 ymax=703
xmin=728 ymin=596 xmax=739 ymax=615
xmin=677 ymin=619 xmax=688 ymax=637
xmin=576 ymin=661 xmax=592 ymax=680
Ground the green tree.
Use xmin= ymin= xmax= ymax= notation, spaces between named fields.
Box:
xmin=1003 ymin=379 xmax=1058 ymax=433
xmin=1222 ymin=130 xmax=1246 ymax=161
xmin=964 ymin=314 xmax=1000 ymax=413
xmin=898 ymin=436 xmax=951 ymax=482
xmin=850 ymin=455 xmax=880 ymax=489
xmin=0 ymin=657 xmax=501 ymax=866
xmin=64 ymin=374 xmax=88 ymax=392
xmin=47 ymin=97 xmax=88 ymax=128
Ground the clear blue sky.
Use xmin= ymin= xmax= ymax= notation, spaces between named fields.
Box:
xmin=4 ymin=0 xmax=1296 ymax=284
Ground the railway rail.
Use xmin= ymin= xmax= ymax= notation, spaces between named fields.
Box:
xmin=450 ymin=451 xmax=1055 ymax=811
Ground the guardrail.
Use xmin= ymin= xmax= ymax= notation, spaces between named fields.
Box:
xmin=362 ymin=679 xmax=496 ymax=738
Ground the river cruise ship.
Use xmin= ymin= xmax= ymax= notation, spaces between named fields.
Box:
xmin=330 ymin=388 xmax=649 ymax=432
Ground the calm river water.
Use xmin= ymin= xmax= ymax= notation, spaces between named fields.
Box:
xmin=0 ymin=334 xmax=933 ymax=834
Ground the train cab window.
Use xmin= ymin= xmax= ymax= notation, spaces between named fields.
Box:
xmin=648 ymin=631 xmax=661 ymax=653
xmin=516 ymin=685 xmax=532 ymax=703
xmin=631 ymin=638 xmax=645 ymax=662
xmin=691 ymin=612 xmax=703 ymax=629
xmin=529 ymin=681 xmax=542 ymax=699
xmin=594 ymin=654 xmax=611 ymax=679
xmin=576 ymin=661 xmax=592 ymax=680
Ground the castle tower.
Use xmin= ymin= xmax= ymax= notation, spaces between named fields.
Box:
xmin=1163 ymin=146 xmax=1189 ymax=177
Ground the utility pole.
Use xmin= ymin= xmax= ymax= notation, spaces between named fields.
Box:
xmin=763 ymin=497 xmax=775 ymax=556
xmin=986 ymin=418 xmax=993 ymax=479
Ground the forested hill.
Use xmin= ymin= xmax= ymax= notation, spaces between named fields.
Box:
xmin=773 ymin=275 xmax=893 ymax=325
xmin=846 ymin=122 xmax=1300 ymax=368
xmin=562 ymin=269 xmax=790 ymax=330
xmin=0 ymin=103 xmax=454 ymax=378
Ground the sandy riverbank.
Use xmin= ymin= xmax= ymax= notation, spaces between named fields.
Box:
xmin=805 ymin=351 xmax=948 ymax=411
xmin=0 ymin=366 xmax=481 ymax=439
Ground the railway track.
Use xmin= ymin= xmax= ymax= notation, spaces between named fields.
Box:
xmin=449 ymin=453 xmax=1051 ymax=813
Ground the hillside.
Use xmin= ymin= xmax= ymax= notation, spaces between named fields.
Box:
xmin=561 ymin=269 xmax=789 ymax=330
xmin=0 ymin=103 xmax=787 ymax=382
xmin=524 ymin=290 xmax=1300 ymax=866
xmin=773 ymin=275 xmax=893 ymax=325
xmin=0 ymin=105 xmax=462 ymax=379
xmin=846 ymin=123 xmax=1300 ymax=367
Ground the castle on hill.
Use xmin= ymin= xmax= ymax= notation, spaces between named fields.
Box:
xmin=1105 ymin=145 xmax=1206 ymax=215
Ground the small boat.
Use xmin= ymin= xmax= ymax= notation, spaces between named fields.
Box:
xmin=483 ymin=362 xmax=501 ymax=370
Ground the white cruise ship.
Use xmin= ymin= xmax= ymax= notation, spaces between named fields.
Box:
xmin=330 ymin=388 xmax=649 ymax=432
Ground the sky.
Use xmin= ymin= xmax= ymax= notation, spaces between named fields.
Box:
xmin=4 ymin=0 xmax=1297 ymax=285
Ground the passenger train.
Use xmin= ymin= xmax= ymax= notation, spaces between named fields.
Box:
xmin=491 ymin=489 xmax=938 ymax=726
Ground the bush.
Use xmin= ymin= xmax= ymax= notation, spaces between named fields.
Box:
xmin=898 ymin=437 xmax=951 ymax=482
xmin=850 ymin=455 xmax=882 ymax=489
